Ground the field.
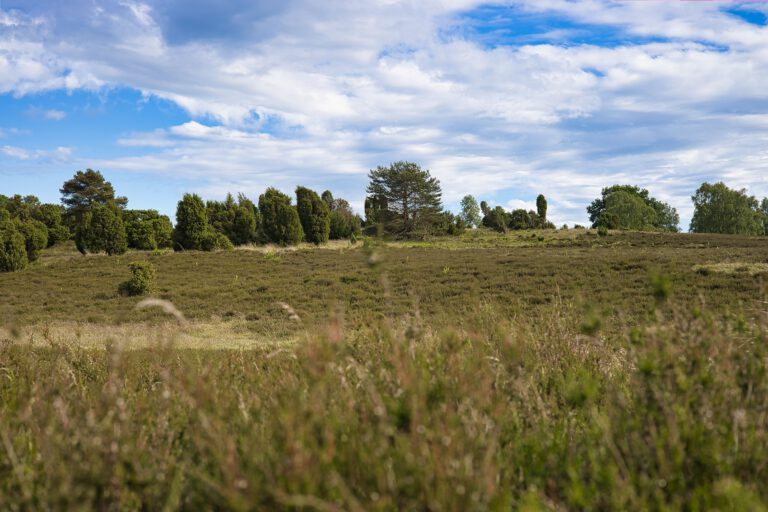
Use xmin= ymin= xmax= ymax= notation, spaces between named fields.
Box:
xmin=2 ymin=229 xmax=768 ymax=510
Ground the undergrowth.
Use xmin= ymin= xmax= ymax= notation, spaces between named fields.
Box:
xmin=1 ymin=296 xmax=767 ymax=510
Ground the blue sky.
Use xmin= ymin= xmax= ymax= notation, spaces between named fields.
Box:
xmin=1 ymin=0 xmax=768 ymax=227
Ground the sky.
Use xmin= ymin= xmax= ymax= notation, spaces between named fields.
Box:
xmin=1 ymin=0 xmax=768 ymax=228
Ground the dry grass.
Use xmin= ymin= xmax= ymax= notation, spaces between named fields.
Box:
xmin=693 ymin=262 xmax=768 ymax=276
xmin=0 ymin=320 xmax=299 ymax=350
xmin=2 ymin=230 xmax=768 ymax=509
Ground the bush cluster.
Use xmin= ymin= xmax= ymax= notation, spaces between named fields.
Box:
xmin=117 ymin=261 xmax=157 ymax=296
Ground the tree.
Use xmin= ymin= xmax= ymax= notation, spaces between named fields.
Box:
xmin=296 ymin=186 xmax=330 ymax=245
xmin=229 ymin=194 xmax=259 ymax=246
xmin=124 ymin=210 xmax=173 ymax=250
xmin=366 ymin=161 xmax=443 ymax=237
xmin=206 ymin=194 xmax=238 ymax=240
xmin=587 ymin=185 xmax=678 ymax=232
xmin=480 ymin=201 xmax=490 ymax=217
xmin=34 ymin=204 xmax=70 ymax=246
xmin=173 ymin=194 xmax=209 ymax=250
xmin=483 ymin=206 xmax=508 ymax=233
xmin=364 ymin=194 xmax=388 ymax=234
xmin=60 ymin=169 xmax=127 ymax=221
xmin=460 ymin=195 xmax=481 ymax=228
xmin=508 ymin=209 xmax=532 ymax=230
xmin=328 ymin=198 xmax=362 ymax=240
xmin=75 ymin=202 xmax=127 ymax=255
xmin=259 ymin=188 xmax=303 ymax=246
xmin=536 ymin=194 xmax=548 ymax=225
xmin=3 ymin=194 xmax=39 ymax=220
xmin=0 ymin=210 xmax=28 ymax=272
xmin=690 ymin=182 xmax=764 ymax=235
xmin=15 ymin=218 xmax=48 ymax=262
xmin=601 ymin=191 xmax=657 ymax=230
xmin=761 ymin=198 xmax=768 ymax=235
xmin=321 ymin=190 xmax=334 ymax=208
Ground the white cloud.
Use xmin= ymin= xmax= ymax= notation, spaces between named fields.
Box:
xmin=1 ymin=145 xmax=72 ymax=161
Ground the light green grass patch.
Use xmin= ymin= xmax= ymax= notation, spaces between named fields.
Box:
xmin=693 ymin=262 xmax=768 ymax=276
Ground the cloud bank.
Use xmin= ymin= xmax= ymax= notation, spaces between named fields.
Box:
xmin=1 ymin=0 xmax=767 ymax=226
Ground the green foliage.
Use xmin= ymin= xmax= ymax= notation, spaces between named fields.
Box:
xmin=296 ymin=186 xmax=330 ymax=244
xmin=366 ymin=161 xmax=443 ymax=237
xmin=649 ymin=271 xmax=672 ymax=304
xmin=60 ymin=169 xmax=127 ymax=221
xmin=597 ymin=225 xmax=609 ymax=237
xmin=328 ymin=198 xmax=362 ymax=240
xmin=602 ymin=190 xmax=657 ymax=230
xmin=173 ymin=193 xmax=209 ymax=250
xmin=15 ymin=218 xmax=48 ymax=262
xmin=0 ymin=210 xmax=28 ymax=272
xmin=259 ymin=188 xmax=303 ymax=246
xmin=508 ymin=209 xmax=532 ymax=230
xmin=79 ymin=203 xmax=128 ymax=255
xmin=536 ymin=194 xmax=547 ymax=222
xmin=118 ymin=261 xmax=157 ymax=296
xmin=363 ymin=193 xmax=387 ymax=234
xmin=230 ymin=194 xmax=260 ymax=246
xmin=690 ymin=182 xmax=765 ymax=235
xmin=205 ymin=193 xmax=260 ymax=246
xmin=588 ymin=185 xmax=679 ymax=232
xmin=3 ymin=194 xmax=39 ymax=220
xmin=762 ymin=198 xmax=768 ymax=235
xmin=460 ymin=195 xmax=482 ymax=228
xmin=200 ymin=229 xmax=235 ymax=251
xmin=124 ymin=210 xmax=173 ymax=250
xmin=321 ymin=190 xmax=334 ymax=207
xmin=34 ymin=203 xmax=70 ymax=246
xmin=483 ymin=206 xmax=508 ymax=233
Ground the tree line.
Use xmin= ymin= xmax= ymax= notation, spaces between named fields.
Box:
xmin=1 ymin=162 xmax=767 ymax=272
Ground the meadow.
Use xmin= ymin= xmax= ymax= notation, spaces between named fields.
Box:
xmin=1 ymin=229 xmax=768 ymax=510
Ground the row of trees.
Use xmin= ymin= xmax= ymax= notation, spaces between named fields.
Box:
xmin=3 ymin=163 xmax=768 ymax=272
xmin=584 ymin=182 xmax=768 ymax=236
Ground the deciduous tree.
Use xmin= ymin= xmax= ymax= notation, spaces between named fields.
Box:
xmin=690 ymin=182 xmax=764 ymax=235
xmin=460 ymin=195 xmax=481 ymax=228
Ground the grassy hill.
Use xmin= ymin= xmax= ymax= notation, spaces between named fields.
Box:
xmin=1 ymin=229 xmax=768 ymax=509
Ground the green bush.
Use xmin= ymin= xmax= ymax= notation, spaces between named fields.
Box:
xmin=296 ymin=186 xmax=330 ymax=244
xmin=174 ymin=193 xmax=208 ymax=250
xmin=75 ymin=203 xmax=127 ymax=255
xmin=597 ymin=225 xmax=609 ymax=237
xmin=124 ymin=210 xmax=174 ymax=250
xmin=118 ymin=261 xmax=157 ymax=296
xmin=259 ymin=188 xmax=303 ymax=246
xmin=200 ymin=229 xmax=234 ymax=251
xmin=15 ymin=218 xmax=48 ymax=262
xmin=33 ymin=203 xmax=70 ymax=246
xmin=0 ymin=212 xmax=28 ymax=272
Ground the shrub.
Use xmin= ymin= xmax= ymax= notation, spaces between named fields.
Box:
xmin=483 ymin=206 xmax=508 ymax=233
xmin=296 ymin=186 xmax=330 ymax=244
xmin=118 ymin=261 xmax=157 ymax=296
xmin=0 ymin=211 xmax=28 ymax=272
xmin=200 ymin=229 xmax=234 ymax=251
xmin=124 ymin=210 xmax=174 ymax=250
xmin=34 ymin=203 xmax=70 ymax=246
xmin=77 ymin=203 xmax=127 ymax=255
xmin=259 ymin=188 xmax=303 ymax=246
xmin=597 ymin=225 xmax=609 ymax=237
xmin=174 ymin=193 xmax=208 ymax=250
xmin=15 ymin=218 xmax=48 ymax=262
